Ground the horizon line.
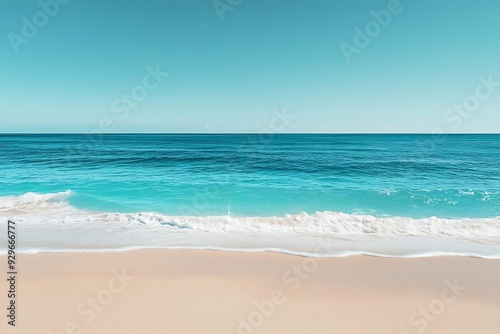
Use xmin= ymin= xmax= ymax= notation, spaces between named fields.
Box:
xmin=0 ymin=132 xmax=499 ymax=135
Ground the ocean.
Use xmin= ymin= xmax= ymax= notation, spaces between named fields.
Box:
xmin=0 ymin=134 xmax=499 ymax=257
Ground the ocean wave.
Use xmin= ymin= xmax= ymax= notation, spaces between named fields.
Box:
xmin=1 ymin=191 xmax=499 ymax=241
xmin=105 ymin=212 xmax=500 ymax=240
xmin=0 ymin=190 xmax=74 ymax=212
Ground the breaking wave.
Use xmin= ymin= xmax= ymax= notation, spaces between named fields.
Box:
xmin=1 ymin=191 xmax=499 ymax=257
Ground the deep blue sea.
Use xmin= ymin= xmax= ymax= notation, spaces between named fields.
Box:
xmin=0 ymin=134 xmax=499 ymax=256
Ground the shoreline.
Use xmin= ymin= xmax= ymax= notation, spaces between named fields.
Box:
xmin=4 ymin=244 xmax=500 ymax=259
xmin=1 ymin=249 xmax=499 ymax=333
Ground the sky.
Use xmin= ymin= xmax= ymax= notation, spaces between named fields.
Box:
xmin=1 ymin=0 xmax=500 ymax=133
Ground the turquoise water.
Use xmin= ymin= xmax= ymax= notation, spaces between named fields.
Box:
xmin=1 ymin=134 xmax=499 ymax=256
xmin=0 ymin=134 xmax=498 ymax=218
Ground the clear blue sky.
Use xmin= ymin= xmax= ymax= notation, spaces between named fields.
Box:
xmin=1 ymin=0 xmax=499 ymax=133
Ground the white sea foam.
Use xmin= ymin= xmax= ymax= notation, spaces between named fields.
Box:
xmin=1 ymin=191 xmax=499 ymax=258
xmin=0 ymin=190 xmax=74 ymax=212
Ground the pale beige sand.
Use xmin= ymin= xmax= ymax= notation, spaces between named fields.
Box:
xmin=1 ymin=250 xmax=499 ymax=334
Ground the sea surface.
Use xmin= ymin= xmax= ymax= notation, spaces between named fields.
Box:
xmin=0 ymin=134 xmax=499 ymax=257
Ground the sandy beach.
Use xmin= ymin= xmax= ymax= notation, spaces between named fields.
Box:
xmin=0 ymin=250 xmax=498 ymax=334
